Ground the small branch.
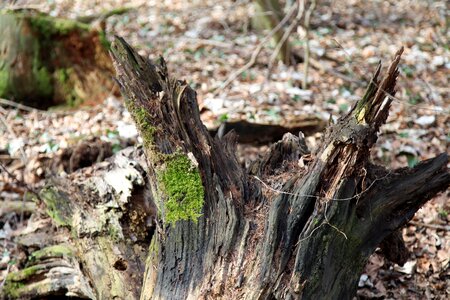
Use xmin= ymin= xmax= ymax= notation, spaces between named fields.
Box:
xmin=76 ymin=6 xmax=136 ymax=24
xmin=0 ymin=162 xmax=39 ymax=197
xmin=212 ymin=1 xmax=299 ymax=95
xmin=362 ymin=153 xmax=449 ymax=225
xmin=0 ymin=200 xmax=36 ymax=215
xmin=309 ymin=59 xmax=364 ymax=85
xmin=0 ymin=107 xmax=28 ymax=163
xmin=0 ymin=264 xmax=11 ymax=289
xmin=265 ymin=0 xmax=306 ymax=80
xmin=270 ymin=0 xmax=305 ymax=64
xmin=302 ymin=0 xmax=316 ymax=89
xmin=409 ymin=221 xmax=450 ymax=231
xmin=0 ymin=98 xmax=43 ymax=113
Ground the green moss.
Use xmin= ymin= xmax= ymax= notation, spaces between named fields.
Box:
xmin=39 ymin=186 xmax=73 ymax=227
xmin=159 ymin=154 xmax=204 ymax=225
xmin=98 ymin=30 xmax=110 ymax=50
xmin=0 ymin=69 xmax=9 ymax=96
xmin=54 ymin=68 xmax=69 ymax=83
xmin=130 ymin=105 xmax=157 ymax=149
xmin=33 ymin=65 xmax=53 ymax=98
xmin=124 ymin=96 xmax=204 ymax=225
xmin=7 ymin=265 xmax=40 ymax=282
xmin=2 ymin=281 xmax=25 ymax=298
xmin=54 ymin=68 xmax=80 ymax=106
xmin=30 ymin=244 xmax=73 ymax=261
xmin=28 ymin=13 xmax=90 ymax=39
xmin=2 ymin=265 xmax=43 ymax=298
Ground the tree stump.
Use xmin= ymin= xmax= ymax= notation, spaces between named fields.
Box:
xmin=0 ymin=9 xmax=115 ymax=108
xmin=3 ymin=37 xmax=448 ymax=299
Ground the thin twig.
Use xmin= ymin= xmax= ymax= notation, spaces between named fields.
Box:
xmin=0 ymin=98 xmax=43 ymax=113
xmin=263 ymin=0 xmax=306 ymax=88
xmin=295 ymin=200 xmax=347 ymax=246
xmin=212 ymin=1 xmax=299 ymax=95
xmin=302 ymin=0 xmax=316 ymax=89
xmin=0 ymin=200 xmax=36 ymax=215
xmin=253 ymin=170 xmax=391 ymax=202
xmin=0 ymin=162 xmax=38 ymax=197
xmin=323 ymin=199 xmax=348 ymax=239
xmin=254 ymin=170 xmax=391 ymax=243
xmin=178 ymin=37 xmax=234 ymax=49
xmin=0 ymin=264 xmax=11 ymax=289
xmin=0 ymin=107 xmax=27 ymax=163
xmin=409 ymin=221 xmax=449 ymax=231
xmin=270 ymin=0 xmax=305 ymax=66
xmin=309 ymin=58 xmax=364 ymax=85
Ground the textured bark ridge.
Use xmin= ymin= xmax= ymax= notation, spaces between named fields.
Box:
xmin=5 ymin=38 xmax=448 ymax=300
xmin=109 ymin=39 xmax=448 ymax=299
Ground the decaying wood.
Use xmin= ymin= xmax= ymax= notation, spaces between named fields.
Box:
xmin=0 ymin=9 xmax=116 ymax=108
xmin=2 ymin=38 xmax=448 ymax=300
xmin=210 ymin=118 xmax=325 ymax=144
xmin=2 ymin=147 xmax=154 ymax=299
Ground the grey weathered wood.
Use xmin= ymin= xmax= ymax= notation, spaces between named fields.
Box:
xmin=3 ymin=39 xmax=448 ymax=300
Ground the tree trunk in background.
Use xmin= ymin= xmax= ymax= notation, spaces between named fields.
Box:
xmin=3 ymin=38 xmax=449 ymax=299
xmin=252 ymin=0 xmax=294 ymax=65
xmin=0 ymin=9 xmax=115 ymax=108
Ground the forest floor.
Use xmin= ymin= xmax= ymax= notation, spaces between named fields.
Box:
xmin=1 ymin=0 xmax=449 ymax=299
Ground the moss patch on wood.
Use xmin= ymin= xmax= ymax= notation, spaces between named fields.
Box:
xmin=0 ymin=9 xmax=114 ymax=108
xmin=53 ymin=68 xmax=81 ymax=106
xmin=124 ymin=99 xmax=204 ymax=225
xmin=2 ymin=265 xmax=43 ymax=298
xmin=30 ymin=244 xmax=74 ymax=262
xmin=39 ymin=186 xmax=73 ymax=227
xmin=159 ymin=154 xmax=204 ymax=225
xmin=133 ymin=106 xmax=157 ymax=149
xmin=2 ymin=281 xmax=25 ymax=298
xmin=27 ymin=13 xmax=91 ymax=39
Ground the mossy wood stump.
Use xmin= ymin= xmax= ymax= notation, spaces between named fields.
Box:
xmin=0 ymin=9 xmax=115 ymax=108
xmin=3 ymin=38 xmax=448 ymax=299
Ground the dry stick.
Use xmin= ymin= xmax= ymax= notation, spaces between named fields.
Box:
xmin=0 ymin=107 xmax=32 ymax=224
xmin=178 ymin=37 xmax=234 ymax=49
xmin=309 ymin=58 xmax=364 ymax=85
xmin=0 ymin=98 xmax=43 ymax=113
xmin=302 ymin=0 xmax=316 ymax=89
xmin=0 ymin=200 xmax=36 ymax=215
xmin=0 ymin=162 xmax=38 ymax=197
xmin=0 ymin=107 xmax=27 ymax=163
xmin=0 ymin=264 xmax=11 ymax=289
xmin=0 ymin=97 xmax=73 ymax=116
xmin=263 ymin=0 xmax=306 ymax=87
xmin=212 ymin=1 xmax=299 ymax=96
xmin=409 ymin=221 xmax=449 ymax=231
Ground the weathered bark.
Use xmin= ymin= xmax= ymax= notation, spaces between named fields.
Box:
xmin=0 ymin=9 xmax=115 ymax=108
xmin=3 ymin=38 xmax=449 ymax=300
